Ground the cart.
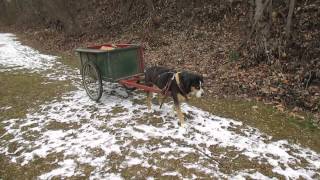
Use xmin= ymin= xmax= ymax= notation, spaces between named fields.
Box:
xmin=75 ymin=44 xmax=161 ymax=101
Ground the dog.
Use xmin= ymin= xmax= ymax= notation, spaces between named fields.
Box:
xmin=144 ymin=66 xmax=204 ymax=126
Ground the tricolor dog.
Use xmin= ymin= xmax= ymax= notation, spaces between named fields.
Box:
xmin=145 ymin=66 xmax=204 ymax=126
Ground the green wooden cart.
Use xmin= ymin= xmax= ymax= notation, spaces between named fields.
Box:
xmin=76 ymin=44 xmax=161 ymax=101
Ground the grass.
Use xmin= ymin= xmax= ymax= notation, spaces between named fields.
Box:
xmin=189 ymin=97 xmax=320 ymax=152
xmin=0 ymin=71 xmax=73 ymax=120
xmin=0 ymin=70 xmax=74 ymax=179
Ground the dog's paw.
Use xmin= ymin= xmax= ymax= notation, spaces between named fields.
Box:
xmin=178 ymin=121 xmax=185 ymax=127
xmin=147 ymin=105 xmax=152 ymax=111
xmin=184 ymin=112 xmax=192 ymax=120
xmin=147 ymin=109 xmax=155 ymax=113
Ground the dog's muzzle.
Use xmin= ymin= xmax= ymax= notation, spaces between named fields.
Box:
xmin=195 ymin=88 xmax=204 ymax=98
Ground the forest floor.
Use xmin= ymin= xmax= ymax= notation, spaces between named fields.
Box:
xmin=1 ymin=1 xmax=319 ymax=178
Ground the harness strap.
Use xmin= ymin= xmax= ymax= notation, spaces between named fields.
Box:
xmin=160 ymin=73 xmax=174 ymax=95
xmin=159 ymin=73 xmax=175 ymax=108
xmin=175 ymin=72 xmax=188 ymax=101
xmin=159 ymin=72 xmax=188 ymax=108
xmin=175 ymin=72 xmax=181 ymax=85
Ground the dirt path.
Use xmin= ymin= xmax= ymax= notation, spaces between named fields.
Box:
xmin=0 ymin=33 xmax=319 ymax=179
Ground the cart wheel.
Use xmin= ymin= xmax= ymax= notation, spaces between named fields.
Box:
xmin=82 ymin=61 xmax=103 ymax=102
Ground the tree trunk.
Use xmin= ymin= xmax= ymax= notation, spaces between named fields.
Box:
xmin=144 ymin=0 xmax=155 ymax=15
xmin=44 ymin=0 xmax=80 ymax=35
xmin=122 ymin=0 xmax=134 ymax=22
xmin=285 ymin=0 xmax=295 ymax=39
xmin=0 ymin=0 xmax=8 ymax=24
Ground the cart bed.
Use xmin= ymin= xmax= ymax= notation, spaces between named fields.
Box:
xmin=76 ymin=44 xmax=144 ymax=82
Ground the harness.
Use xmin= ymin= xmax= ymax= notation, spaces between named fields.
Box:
xmin=159 ymin=72 xmax=188 ymax=108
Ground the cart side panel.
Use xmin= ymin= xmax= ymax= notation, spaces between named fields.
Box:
xmin=78 ymin=51 xmax=111 ymax=80
xmin=96 ymin=53 xmax=111 ymax=80
xmin=78 ymin=51 xmax=88 ymax=66
xmin=109 ymin=48 xmax=142 ymax=80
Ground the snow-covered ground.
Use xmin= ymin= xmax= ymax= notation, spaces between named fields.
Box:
xmin=0 ymin=33 xmax=319 ymax=179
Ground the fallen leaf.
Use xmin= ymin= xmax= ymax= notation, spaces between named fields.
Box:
xmin=289 ymin=112 xmax=305 ymax=120
xmin=275 ymin=104 xmax=284 ymax=112
xmin=292 ymin=106 xmax=300 ymax=112
xmin=270 ymin=87 xmax=278 ymax=92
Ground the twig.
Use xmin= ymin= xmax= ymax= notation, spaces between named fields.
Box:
xmin=305 ymin=71 xmax=312 ymax=89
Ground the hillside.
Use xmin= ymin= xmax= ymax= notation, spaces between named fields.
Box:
xmin=0 ymin=0 xmax=319 ymax=123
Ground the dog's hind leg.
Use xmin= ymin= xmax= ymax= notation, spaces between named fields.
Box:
xmin=158 ymin=93 xmax=165 ymax=105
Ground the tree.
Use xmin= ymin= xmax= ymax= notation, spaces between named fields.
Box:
xmin=241 ymin=0 xmax=297 ymax=66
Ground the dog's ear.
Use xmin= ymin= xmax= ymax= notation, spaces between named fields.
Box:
xmin=199 ymin=74 xmax=204 ymax=83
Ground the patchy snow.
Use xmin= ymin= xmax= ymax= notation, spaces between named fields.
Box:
xmin=0 ymin=33 xmax=78 ymax=81
xmin=38 ymin=159 xmax=79 ymax=179
xmin=232 ymin=171 xmax=277 ymax=180
xmin=0 ymin=33 xmax=56 ymax=72
xmin=0 ymin=106 xmax=12 ymax=110
xmin=162 ymin=171 xmax=182 ymax=177
xmin=0 ymin=33 xmax=320 ymax=179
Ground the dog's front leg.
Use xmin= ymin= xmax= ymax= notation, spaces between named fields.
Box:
xmin=178 ymin=94 xmax=187 ymax=102
xmin=176 ymin=104 xmax=184 ymax=126
xmin=146 ymin=92 xmax=152 ymax=111
xmin=173 ymin=93 xmax=184 ymax=126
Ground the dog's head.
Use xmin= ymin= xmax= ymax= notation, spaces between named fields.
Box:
xmin=180 ymin=72 xmax=204 ymax=98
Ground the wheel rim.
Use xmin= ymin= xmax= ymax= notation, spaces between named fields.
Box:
xmin=82 ymin=62 xmax=102 ymax=101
